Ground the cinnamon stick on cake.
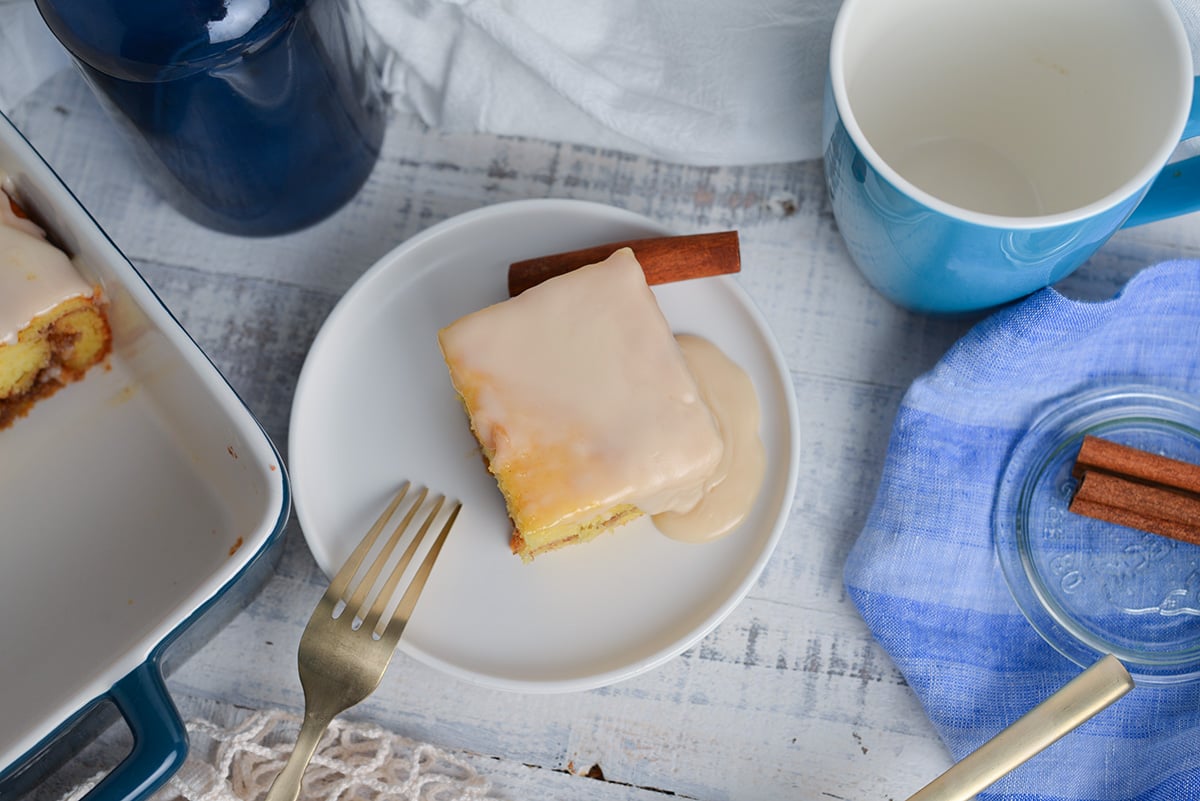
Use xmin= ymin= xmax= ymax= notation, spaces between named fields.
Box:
xmin=507 ymin=231 xmax=739 ymax=296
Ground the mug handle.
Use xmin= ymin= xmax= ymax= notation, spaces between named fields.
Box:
xmin=81 ymin=662 xmax=188 ymax=801
xmin=1123 ymin=75 xmax=1200 ymax=228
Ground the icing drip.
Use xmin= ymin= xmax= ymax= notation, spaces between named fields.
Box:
xmin=653 ymin=334 xmax=766 ymax=542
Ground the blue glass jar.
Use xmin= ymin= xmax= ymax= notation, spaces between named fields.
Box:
xmin=35 ymin=0 xmax=386 ymax=236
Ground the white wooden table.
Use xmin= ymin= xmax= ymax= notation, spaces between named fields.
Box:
xmin=12 ymin=68 xmax=1200 ymax=801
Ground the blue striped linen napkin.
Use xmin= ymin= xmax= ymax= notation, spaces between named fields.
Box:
xmin=844 ymin=261 xmax=1200 ymax=801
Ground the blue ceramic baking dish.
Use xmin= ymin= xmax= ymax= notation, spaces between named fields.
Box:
xmin=0 ymin=112 xmax=289 ymax=800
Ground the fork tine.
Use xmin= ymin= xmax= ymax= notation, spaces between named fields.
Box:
xmin=361 ymin=493 xmax=445 ymax=634
xmin=344 ymin=486 xmax=429 ymax=618
xmin=378 ymin=500 xmax=462 ymax=643
xmin=327 ymin=481 xmax=411 ymax=602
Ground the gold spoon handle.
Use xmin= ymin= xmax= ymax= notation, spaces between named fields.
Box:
xmin=905 ymin=654 xmax=1134 ymax=801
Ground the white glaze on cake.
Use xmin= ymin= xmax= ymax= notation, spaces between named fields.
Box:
xmin=438 ymin=247 xmax=724 ymax=536
xmin=0 ymin=176 xmax=91 ymax=345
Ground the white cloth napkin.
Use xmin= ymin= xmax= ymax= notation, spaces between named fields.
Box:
xmin=6 ymin=0 xmax=1200 ymax=165
xmin=358 ymin=0 xmax=838 ymax=164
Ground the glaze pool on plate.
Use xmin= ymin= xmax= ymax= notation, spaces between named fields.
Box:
xmin=288 ymin=199 xmax=800 ymax=693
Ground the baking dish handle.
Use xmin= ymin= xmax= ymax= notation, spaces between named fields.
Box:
xmin=82 ymin=662 xmax=188 ymax=801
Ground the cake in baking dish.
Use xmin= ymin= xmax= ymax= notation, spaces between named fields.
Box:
xmin=0 ymin=175 xmax=111 ymax=429
xmin=438 ymin=247 xmax=724 ymax=561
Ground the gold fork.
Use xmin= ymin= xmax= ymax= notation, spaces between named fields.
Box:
xmin=265 ymin=482 xmax=460 ymax=801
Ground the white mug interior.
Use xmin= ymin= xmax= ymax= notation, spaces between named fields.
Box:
xmin=831 ymin=0 xmax=1193 ymax=223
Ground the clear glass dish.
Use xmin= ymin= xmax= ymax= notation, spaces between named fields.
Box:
xmin=994 ymin=384 xmax=1200 ymax=684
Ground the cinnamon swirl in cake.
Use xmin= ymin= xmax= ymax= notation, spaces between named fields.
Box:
xmin=0 ymin=175 xmax=111 ymax=429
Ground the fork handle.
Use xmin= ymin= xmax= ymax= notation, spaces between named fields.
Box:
xmin=264 ymin=706 xmax=337 ymax=801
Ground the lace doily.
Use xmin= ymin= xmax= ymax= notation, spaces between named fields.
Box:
xmin=62 ymin=709 xmax=495 ymax=801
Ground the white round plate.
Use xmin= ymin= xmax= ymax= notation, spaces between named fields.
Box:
xmin=289 ymin=199 xmax=800 ymax=693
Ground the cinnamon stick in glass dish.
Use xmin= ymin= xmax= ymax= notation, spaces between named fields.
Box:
xmin=1068 ymin=435 xmax=1200 ymax=546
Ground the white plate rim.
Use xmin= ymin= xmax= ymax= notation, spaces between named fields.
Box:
xmin=289 ymin=198 xmax=800 ymax=693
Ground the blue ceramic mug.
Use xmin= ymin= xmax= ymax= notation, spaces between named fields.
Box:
xmin=823 ymin=0 xmax=1200 ymax=313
